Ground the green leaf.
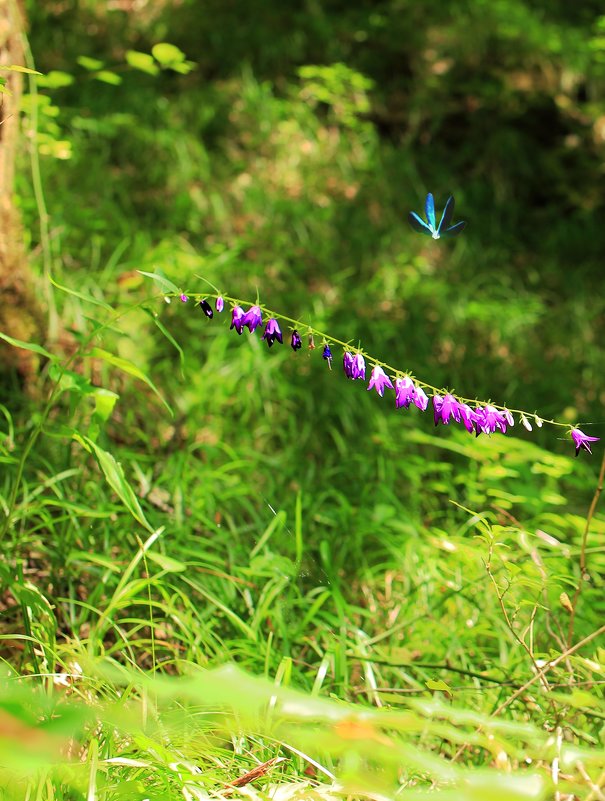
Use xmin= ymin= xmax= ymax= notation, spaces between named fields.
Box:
xmin=92 ymin=388 xmax=119 ymax=422
xmin=5 ymin=65 xmax=43 ymax=75
xmin=77 ymin=56 xmax=104 ymax=71
xmin=90 ymin=347 xmax=172 ymax=415
xmin=0 ymin=331 xmax=56 ymax=361
xmin=50 ymin=274 xmax=113 ymax=310
xmin=151 ymin=42 xmax=185 ymax=65
xmin=94 ymin=70 xmax=122 ymax=86
xmin=37 ymin=70 xmax=74 ymax=88
xmin=146 ymin=551 xmax=187 ymax=573
xmin=73 ymin=434 xmax=153 ymax=532
xmin=426 ymin=679 xmax=453 ymax=699
xmin=125 ymin=51 xmax=159 ymax=76
xmin=137 ymin=270 xmax=180 ymax=295
xmin=142 ymin=307 xmax=184 ymax=373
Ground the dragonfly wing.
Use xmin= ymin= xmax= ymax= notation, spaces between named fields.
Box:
xmin=408 ymin=211 xmax=433 ymax=236
xmin=425 ymin=193 xmax=436 ymax=229
xmin=437 ymin=195 xmax=455 ymax=234
xmin=442 ymin=220 xmax=466 ymax=237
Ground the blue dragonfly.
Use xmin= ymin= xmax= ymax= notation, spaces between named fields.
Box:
xmin=408 ymin=193 xmax=466 ymax=239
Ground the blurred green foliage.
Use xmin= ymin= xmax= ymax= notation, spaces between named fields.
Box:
xmin=0 ymin=0 xmax=604 ymax=797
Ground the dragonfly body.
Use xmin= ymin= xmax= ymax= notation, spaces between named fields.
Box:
xmin=409 ymin=193 xmax=466 ymax=239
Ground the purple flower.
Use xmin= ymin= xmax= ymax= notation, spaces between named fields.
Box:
xmin=198 ymin=299 xmax=213 ymax=318
xmin=571 ymin=428 xmax=600 ymax=457
xmin=230 ymin=305 xmax=245 ymax=334
xmin=261 ymin=318 xmax=283 ymax=348
xmin=351 ymin=354 xmax=366 ymax=380
xmin=395 ymin=376 xmax=416 ymax=409
xmin=180 ymin=293 xmax=188 ymax=303
xmin=476 ymin=404 xmax=508 ymax=435
xmin=242 ymin=305 xmax=263 ymax=333
xmin=433 ymin=393 xmax=461 ymax=426
xmin=216 ymin=296 xmax=224 ymax=313
xmin=413 ymin=385 xmax=429 ymax=411
xmin=458 ymin=403 xmax=479 ymax=434
xmin=322 ymin=344 xmax=333 ymax=363
xmin=343 ymin=352 xmax=354 ymax=378
xmin=291 ymin=330 xmax=302 ymax=351
xmin=367 ymin=365 xmax=394 ymax=397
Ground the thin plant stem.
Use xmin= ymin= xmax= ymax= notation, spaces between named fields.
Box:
xmin=567 ymin=446 xmax=605 ymax=647
xmin=184 ymin=290 xmax=587 ymax=434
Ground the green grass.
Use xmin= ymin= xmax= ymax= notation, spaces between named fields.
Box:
xmin=1 ymin=2 xmax=605 ymax=796
xmin=0 ymin=284 xmax=604 ymax=798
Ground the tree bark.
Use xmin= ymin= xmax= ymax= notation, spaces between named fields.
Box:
xmin=0 ymin=0 xmax=44 ymax=380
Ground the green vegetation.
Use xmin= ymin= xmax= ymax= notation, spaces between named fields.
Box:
xmin=0 ymin=1 xmax=604 ymax=798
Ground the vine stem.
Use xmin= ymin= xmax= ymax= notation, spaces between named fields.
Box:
xmin=566 ymin=446 xmax=605 ymax=647
xmin=185 ymin=290 xmax=579 ymax=434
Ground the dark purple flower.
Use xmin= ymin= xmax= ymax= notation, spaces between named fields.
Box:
xmin=261 ymin=318 xmax=283 ymax=347
xmin=343 ymin=351 xmax=354 ymax=378
xmin=198 ymin=299 xmax=213 ymax=318
xmin=242 ymin=305 xmax=263 ymax=333
xmin=180 ymin=293 xmax=188 ymax=303
xmin=322 ymin=344 xmax=333 ymax=365
xmin=216 ymin=296 xmax=224 ymax=313
xmin=433 ymin=393 xmax=461 ymax=426
xmin=395 ymin=376 xmax=416 ymax=409
xmin=413 ymin=385 xmax=429 ymax=411
xmin=230 ymin=305 xmax=245 ymax=334
xmin=367 ymin=366 xmax=394 ymax=397
xmin=291 ymin=330 xmax=302 ymax=351
xmin=571 ymin=428 xmax=600 ymax=457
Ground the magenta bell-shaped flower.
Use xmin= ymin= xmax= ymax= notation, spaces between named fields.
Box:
xmin=367 ymin=365 xmax=394 ymax=397
xmin=242 ymin=305 xmax=263 ymax=333
xmin=261 ymin=318 xmax=283 ymax=347
xmin=571 ymin=427 xmax=600 ymax=457
xmin=230 ymin=305 xmax=245 ymax=334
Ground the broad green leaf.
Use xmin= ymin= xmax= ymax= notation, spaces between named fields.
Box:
xmin=125 ymin=51 xmax=159 ymax=76
xmin=77 ymin=56 xmax=104 ymax=71
xmin=0 ymin=331 xmax=56 ymax=361
xmin=73 ymin=434 xmax=153 ymax=532
xmin=92 ymin=388 xmax=119 ymax=422
xmin=37 ymin=70 xmax=74 ymax=88
xmin=426 ymin=678 xmax=453 ymax=698
xmin=94 ymin=70 xmax=122 ymax=86
xmin=90 ymin=347 xmax=172 ymax=415
xmin=151 ymin=42 xmax=185 ymax=65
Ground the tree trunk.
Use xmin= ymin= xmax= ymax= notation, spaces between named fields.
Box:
xmin=0 ymin=0 xmax=44 ymax=380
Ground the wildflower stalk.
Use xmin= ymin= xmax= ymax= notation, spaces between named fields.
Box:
xmin=182 ymin=290 xmax=595 ymax=440
xmin=566 ymin=446 xmax=605 ymax=646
